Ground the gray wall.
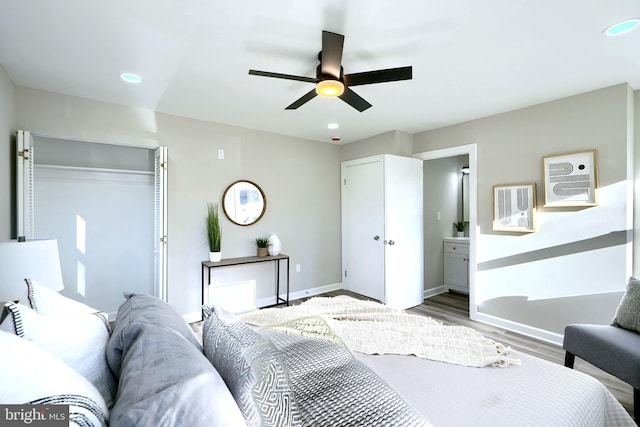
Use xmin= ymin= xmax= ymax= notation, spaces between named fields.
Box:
xmin=414 ymin=83 xmax=634 ymax=338
xmin=0 ymin=65 xmax=16 ymax=240
xmin=14 ymin=87 xmax=342 ymax=318
xmin=2 ymin=78 xmax=638 ymax=343
xmin=340 ymin=130 xmax=413 ymax=161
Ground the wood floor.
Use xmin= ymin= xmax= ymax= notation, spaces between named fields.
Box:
xmin=299 ymin=289 xmax=634 ymax=419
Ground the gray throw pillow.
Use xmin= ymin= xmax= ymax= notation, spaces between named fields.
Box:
xmin=202 ymin=306 xmax=302 ymax=427
xmin=107 ymin=321 xmax=245 ymax=427
xmin=612 ymin=276 xmax=640 ymax=333
xmin=106 ymin=293 xmax=202 ymax=377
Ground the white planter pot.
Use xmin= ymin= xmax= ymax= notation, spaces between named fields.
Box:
xmin=268 ymin=233 xmax=281 ymax=256
xmin=209 ymin=251 xmax=222 ymax=262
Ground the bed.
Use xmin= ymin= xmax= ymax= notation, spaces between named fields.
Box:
xmin=214 ymin=295 xmax=636 ymax=427
xmin=2 ymin=282 xmax=634 ymax=426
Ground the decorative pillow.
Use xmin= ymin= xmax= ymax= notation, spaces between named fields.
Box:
xmin=22 ymin=278 xmax=97 ymax=314
xmin=107 ymin=320 xmax=245 ymax=427
xmin=106 ymin=293 xmax=202 ymax=377
xmin=0 ymin=330 xmax=108 ymax=427
xmin=202 ymin=305 xmax=302 ymax=427
xmin=0 ymin=302 xmax=116 ymax=409
xmin=612 ymin=276 xmax=640 ymax=333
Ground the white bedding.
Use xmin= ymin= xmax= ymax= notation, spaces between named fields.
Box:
xmin=238 ymin=296 xmax=635 ymax=426
xmin=354 ymin=351 xmax=635 ymax=427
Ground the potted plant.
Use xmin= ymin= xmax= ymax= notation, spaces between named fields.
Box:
xmin=252 ymin=236 xmax=271 ymax=257
xmin=207 ymin=202 xmax=222 ymax=262
xmin=454 ymin=221 xmax=465 ymax=237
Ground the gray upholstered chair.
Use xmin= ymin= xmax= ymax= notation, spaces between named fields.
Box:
xmin=563 ymin=324 xmax=639 ymax=421
xmin=563 ymin=277 xmax=640 ymax=422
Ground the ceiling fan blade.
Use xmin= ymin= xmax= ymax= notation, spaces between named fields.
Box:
xmin=285 ymin=89 xmax=318 ymax=110
xmin=249 ymin=69 xmax=316 ymax=84
xmin=344 ymin=66 xmax=412 ymax=87
xmin=339 ymin=88 xmax=372 ymax=112
xmin=320 ymin=31 xmax=344 ymax=79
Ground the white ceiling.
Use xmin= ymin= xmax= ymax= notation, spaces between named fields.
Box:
xmin=1 ymin=1 xmax=639 ymax=144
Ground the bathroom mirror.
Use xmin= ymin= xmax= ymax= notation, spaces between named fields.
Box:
xmin=222 ymin=180 xmax=266 ymax=226
xmin=462 ymin=173 xmax=470 ymax=222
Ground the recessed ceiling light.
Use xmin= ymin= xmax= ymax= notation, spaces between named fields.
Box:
xmin=604 ymin=18 xmax=640 ymax=36
xmin=120 ymin=72 xmax=142 ymax=83
xmin=327 ymin=123 xmax=339 ymax=129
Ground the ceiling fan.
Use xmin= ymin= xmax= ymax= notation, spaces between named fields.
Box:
xmin=249 ymin=30 xmax=413 ymax=112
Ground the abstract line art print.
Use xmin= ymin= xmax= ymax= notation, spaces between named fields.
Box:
xmin=543 ymin=150 xmax=597 ymax=207
xmin=493 ymin=183 xmax=536 ymax=232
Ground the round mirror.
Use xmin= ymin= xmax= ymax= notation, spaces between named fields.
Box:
xmin=222 ymin=180 xmax=266 ymax=226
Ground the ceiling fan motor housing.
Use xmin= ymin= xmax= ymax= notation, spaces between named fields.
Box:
xmin=248 ymin=30 xmax=412 ymax=112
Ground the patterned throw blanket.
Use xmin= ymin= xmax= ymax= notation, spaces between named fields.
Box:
xmin=241 ymin=296 xmax=520 ymax=368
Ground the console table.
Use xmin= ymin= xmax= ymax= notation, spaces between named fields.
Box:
xmin=201 ymin=253 xmax=290 ymax=311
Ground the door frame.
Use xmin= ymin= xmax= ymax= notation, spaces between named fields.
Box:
xmin=413 ymin=143 xmax=478 ymax=320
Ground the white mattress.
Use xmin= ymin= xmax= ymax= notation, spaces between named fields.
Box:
xmin=354 ymin=351 xmax=635 ymax=427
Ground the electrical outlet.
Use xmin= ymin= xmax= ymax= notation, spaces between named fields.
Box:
xmin=218 ymin=149 xmax=224 ymax=160
xmin=437 ymin=211 xmax=441 ymax=221
xmin=296 ymin=264 xmax=301 ymax=273
xmin=211 ymin=276 xmax=218 ymax=285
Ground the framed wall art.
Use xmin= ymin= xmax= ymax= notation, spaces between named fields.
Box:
xmin=543 ymin=150 xmax=597 ymax=207
xmin=493 ymin=183 xmax=536 ymax=232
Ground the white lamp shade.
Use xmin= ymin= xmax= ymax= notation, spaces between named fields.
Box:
xmin=0 ymin=239 xmax=65 ymax=302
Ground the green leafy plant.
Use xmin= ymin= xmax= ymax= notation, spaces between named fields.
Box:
xmin=207 ymin=203 xmax=221 ymax=252
xmin=252 ymin=237 xmax=271 ymax=248
xmin=454 ymin=221 xmax=466 ymax=232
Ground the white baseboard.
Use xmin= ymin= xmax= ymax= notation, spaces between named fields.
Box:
xmin=472 ymin=312 xmax=564 ymax=346
xmin=424 ymin=286 xmax=446 ymax=299
xmin=256 ymin=282 xmax=343 ymax=308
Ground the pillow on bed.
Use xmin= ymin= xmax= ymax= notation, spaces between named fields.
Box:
xmin=202 ymin=305 xmax=302 ymax=427
xmin=612 ymin=276 xmax=640 ymax=333
xmin=0 ymin=302 xmax=116 ymax=409
xmin=0 ymin=330 xmax=109 ymax=427
xmin=107 ymin=319 xmax=245 ymax=427
xmin=106 ymin=293 xmax=202 ymax=377
xmin=22 ymin=278 xmax=97 ymax=314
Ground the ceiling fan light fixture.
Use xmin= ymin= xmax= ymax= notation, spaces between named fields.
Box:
xmin=316 ymin=80 xmax=344 ymax=97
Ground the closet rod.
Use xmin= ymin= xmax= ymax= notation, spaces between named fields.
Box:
xmin=35 ymin=164 xmax=153 ymax=176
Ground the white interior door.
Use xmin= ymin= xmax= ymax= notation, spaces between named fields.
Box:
xmin=342 ymin=157 xmax=385 ymax=301
xmin=383 ymin=155 xmax=424 ymax=308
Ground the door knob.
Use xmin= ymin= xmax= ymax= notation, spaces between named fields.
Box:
xmin=388 ymin=240 xmax=395 ymax=245
xmin=373 ymin=235 xmax=380 ymax=241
